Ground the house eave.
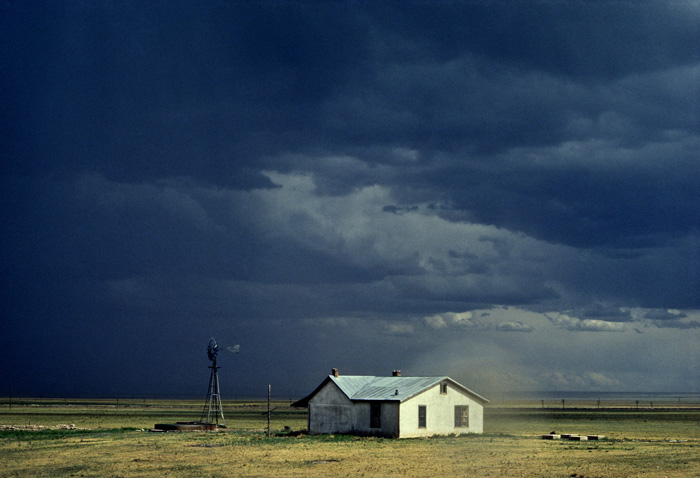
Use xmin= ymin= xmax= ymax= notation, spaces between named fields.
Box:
xmin=291 ymin=376 xmax=334 ymax=408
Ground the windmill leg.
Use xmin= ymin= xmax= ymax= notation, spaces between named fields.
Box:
xmin=201 ymin=366 xmax=216 ymax=423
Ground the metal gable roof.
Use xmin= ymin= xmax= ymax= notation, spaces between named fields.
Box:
xmin=329 ymin=375 xmax=376 ymax=398
xmin=292 ymin=374 xmax=489 ymax=408
xmin=334 ymin=375 xmax=489 ymax=403
xmin=345 ymin=376 xmax=444 ymax=401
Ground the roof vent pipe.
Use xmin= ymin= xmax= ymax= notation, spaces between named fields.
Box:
xmin=392 ymin=370 xmax=401 ymax=376
xmin=332 ymin=368 xmax=339 ymax=378
xmin=395 ymin=389 xmax=399 ymax=395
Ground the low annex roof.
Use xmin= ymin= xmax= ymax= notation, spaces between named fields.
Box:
xmin=292 ymin=373 xmax=488 ymax=407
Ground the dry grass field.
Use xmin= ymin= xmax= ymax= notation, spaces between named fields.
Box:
xmin=1 ymin=398 xmax=699 ymax=477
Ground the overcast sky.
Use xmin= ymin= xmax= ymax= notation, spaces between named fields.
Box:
xmin=2 ymin=1 xmax=699 ymax=399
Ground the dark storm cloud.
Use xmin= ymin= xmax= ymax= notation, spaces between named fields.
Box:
xmin=382 ymin=205 xmax=419 ymax=215
xmin=346 ymin=64 xmax=700 ymax=247
xmin=644 ymin=309 xmax=687 ymax=321
xmin=254 ymin=3 xmax=700 ymax=251
xmin=0 ymin=1 xmax=368 ymax=187
xmin=641 ymin=309 xmax=700 ymax=329
xmin=369 ymin=1 xmax=699 ymax=79
xmin=576 ymin=305 xmax=633 ymax=323
xmin=1 ymin=1 xmax=699 ymax=397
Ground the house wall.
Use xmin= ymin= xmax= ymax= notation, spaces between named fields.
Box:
xmin=308 ymin=381 xmax=355 ymax=435
xmin=308 ymin=383 xmax=400 ymax=437
xmin=352 ymin=401 xmax=400 ymax=438
xmin=398 ymin=381 xmax=484 ymax=438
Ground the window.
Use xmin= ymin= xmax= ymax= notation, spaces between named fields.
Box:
xmin=418 ymin=405 xmax=426 ymax=428
xmin=454 ymin=405 xmax=469 ymax=428
xmin=370 ymin=403 xmax=381 ymax=428
xmin=440 ymin=383 xmax=448 ymax=394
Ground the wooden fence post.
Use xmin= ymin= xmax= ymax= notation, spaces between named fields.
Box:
xmin=267 ymin=385 xmax=271 ymax=437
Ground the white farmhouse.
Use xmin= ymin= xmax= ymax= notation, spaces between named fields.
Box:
xmin=292 ymin=369 xmax=488 ymax=438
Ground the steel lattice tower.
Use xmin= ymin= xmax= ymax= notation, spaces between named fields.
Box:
xmin=200 ymin=339 xmax=226 ymax=426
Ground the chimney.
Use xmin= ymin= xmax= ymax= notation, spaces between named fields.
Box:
xmin=392 ymin=370 xmax=401 ymax=377
xmin=332 ymin=368 xmax=339 ymax=378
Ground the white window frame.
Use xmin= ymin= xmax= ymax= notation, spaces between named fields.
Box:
xmin=418 ymin=405 xmax=427 ymax=428
xmin=454 ymin=405 xmax=469 ymax=428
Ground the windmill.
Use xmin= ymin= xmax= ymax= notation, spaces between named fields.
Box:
xmin=200 ymin=338 xmax=226 ymax=426
xmin=153 ymin=339 xmax=238 ymax=432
